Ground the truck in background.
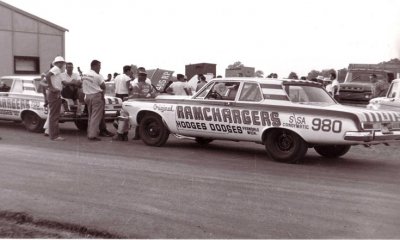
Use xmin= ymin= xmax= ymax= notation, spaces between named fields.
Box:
xmin=337 ymin=63 xmax=400 ymax=106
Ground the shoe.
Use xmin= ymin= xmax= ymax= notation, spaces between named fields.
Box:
xmin=88 ymin=137 xmax=101 ymax=141
xmin=132 ymin=136 xmax=140 ymax=140
xmin=100 ymin=131 xmax=115 ymax=137
xmin=52 ymin=137 xmax=65 ymax=141
xmin=44 ymin=133 xmax=49 ymax=137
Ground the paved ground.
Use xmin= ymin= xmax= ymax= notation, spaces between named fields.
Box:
xmin=1 ymin=121 xmax=400 ymax=238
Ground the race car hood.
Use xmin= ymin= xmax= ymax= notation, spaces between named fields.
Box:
xmin=368 ymin=97 xmax=400 ymax=112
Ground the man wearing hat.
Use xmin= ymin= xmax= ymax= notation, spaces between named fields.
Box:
xmin=114 ymin=67 xmax=156 ymax=141
xmin=45 ymin=56 xmax=66 ymax=141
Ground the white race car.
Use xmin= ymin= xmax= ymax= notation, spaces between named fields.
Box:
xmin=0 ymin=75 xmax=122 ymax=132
xmin=368 ymin=78 xmax=400 ymax=112
xmin=122 ymin=78 xmax=400 ymax=163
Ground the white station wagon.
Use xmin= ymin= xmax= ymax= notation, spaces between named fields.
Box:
xmin=121 ymin=78 xmax=400 ymax=163
xmin=0 ymin=75 xmax=122 ymax=132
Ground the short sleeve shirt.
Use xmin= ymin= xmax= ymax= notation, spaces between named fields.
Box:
xmin=61 ymin=72 xmax=81 ymax=83
xmin=49 ymin=66 xmax=63 ymax=91
xmin=169 ymin=81 xmax=189 ymax=95
xmin=131 ymin=81 xmax=154 ymax=98
xmin=82 ymin=70 xmax=104 ymax=94
xmin=114 ymin=74 xmax=131 ymax=94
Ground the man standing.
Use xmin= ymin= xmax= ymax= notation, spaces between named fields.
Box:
xmin=370 ymin=74 xmax=389 ymax=98
xmin=114 ymin=65 xmax=133 ymax=100
xmin=82 ymin=60 xmax=106 ymax=141
xmin=196 ymin=74 xmax=207 ymax=92
xmin=113 ymin=68 xmax=156 ymax=141
xmin=166 ymin=74 xmax=192 ymax=95
xmin=45 ymin=56 xmax=66 ymax=141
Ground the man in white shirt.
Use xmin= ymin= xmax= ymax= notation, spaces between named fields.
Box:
xmin=167 ymin=74 xmax=192 ymax=95
xmin=82 ymin=60 xmax=106 ymax=141
xmin=330 ymin=72 xmax=340 ymax=97
xmin=60 ymin=62 xmax=81 ymax=101
xmin=45 ymin=56 xmax=66 ymax=141
xmin=114 ymin=65 xmax=133 ymax=100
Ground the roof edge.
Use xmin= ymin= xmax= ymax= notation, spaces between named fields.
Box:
xmin=0 ymin=0 xmax=68 ymax=32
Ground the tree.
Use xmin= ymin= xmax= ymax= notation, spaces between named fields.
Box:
xmin=307 ymin=70 xmax=320 ymax=80
xmin=320 ymin=69 xmax=336 ymax=78
xmin=255 ymin=70 xmax=264 ymax=78
xmin=288 ymin=72 xmax=298 ymax=79
xmin=227 ymin=61 xmax=244 ymax=69
xmin=130 ymin=64 xmax=138 ymax=75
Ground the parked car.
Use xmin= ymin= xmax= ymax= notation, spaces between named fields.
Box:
xmin=121 ymin=78 xmax=400 ymax=164
xmin=367 ymin=78 xmax=400 ymax=111
xmin=0 ymin=75 xmax=122 ymax=132
xmin=338 ymin=69 xmax=395 ymax=106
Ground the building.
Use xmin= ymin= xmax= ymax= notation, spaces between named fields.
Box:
xmin=0 ymin=0 xmax=68 ymax=77
xmin=185 ymin=63 xmax=216 ymax=80
xmin=225 ymin=66 xmax=255 ymax=77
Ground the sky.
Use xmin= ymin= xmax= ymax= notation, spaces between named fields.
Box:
xmin=4 ymin=0 xmax=400 ymax=78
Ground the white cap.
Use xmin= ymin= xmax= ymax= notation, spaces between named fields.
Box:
xmin=52 ymin=56 xmax=65 ymax=65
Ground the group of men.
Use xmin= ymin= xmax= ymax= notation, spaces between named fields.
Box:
xmin=44 ymin=56 xmax=114 ymax=141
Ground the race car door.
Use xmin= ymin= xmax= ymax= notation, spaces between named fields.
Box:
xmin=176 ymin=80 xmax=254 ymax=141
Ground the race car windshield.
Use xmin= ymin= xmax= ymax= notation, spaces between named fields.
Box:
xmin=285 ymin=85 xmax=335 ymax=104
xmin=387 ymin=82 xmax=400 ymax=98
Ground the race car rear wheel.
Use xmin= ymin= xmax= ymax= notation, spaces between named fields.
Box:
xmin=22 ymin=111 xmax=45 ymax=133
xmin=314 ymin=145 xmax=351 ymax=158
xmin=195 ymin=137 xmax=214 ymax=145
xmin=139 ymin=113 xmax=169 ymax=147
xmin=74 ymin=119 xmax=88 ymax=132
xmin=264 ymin=129 xmax=308 ymax=164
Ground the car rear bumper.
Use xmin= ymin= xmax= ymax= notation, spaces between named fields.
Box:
xmin=344 ymin=130 xmax=400 ymax=142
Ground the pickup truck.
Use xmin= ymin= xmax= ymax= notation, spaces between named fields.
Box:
xmin=0 ymin=75 xmax=122 ymax=132
xmin=338 ymin=69 xmax=395 ymax=106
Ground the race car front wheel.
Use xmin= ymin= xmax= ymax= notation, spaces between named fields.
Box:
xmin=22 ymin=111 xmax=44 ymax=133
xmin=314 ymin=145 xmax=351 ymax=158
xmin=139 ymin=113 xmax=170 ymax=147
xmin=264 ymin=129 xmax=308 ymax=164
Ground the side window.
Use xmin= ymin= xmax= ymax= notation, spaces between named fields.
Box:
xmin=12 ymin=80 xmax=23 ymax=93
xmin=194 ymin=82 xmax=241 ymax=101
xmin=23 ymin=80 xmax=37 ymax=93
xmin=205 ymin=82 xmax=240 ymax=101
xmin=195 ymin=83 xmax=214 ymax=99
xmin=239 ymin=83 xmax=262 ymax=102
xmin=0 ymin=79 xmax=13 ymax=93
